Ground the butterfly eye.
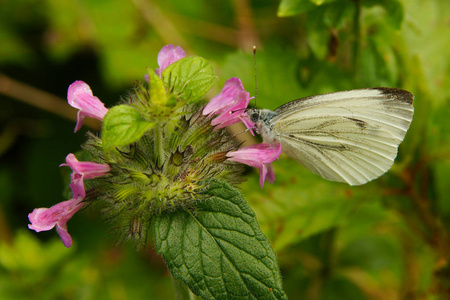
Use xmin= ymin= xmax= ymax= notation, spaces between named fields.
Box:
xmin=250 ymin=112 xmax=259 ymax=123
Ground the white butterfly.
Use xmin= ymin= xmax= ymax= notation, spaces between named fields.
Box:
xmin=247 ymin=88 xmax=414 ymax=186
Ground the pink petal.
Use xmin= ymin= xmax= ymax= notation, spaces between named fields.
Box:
xmin=28 ymin=208 xmax=55 ymax=232
xmin=67 ymin=81 xmax=108 ymax=132
xmin=226 ymin=143 xmax=282 ymax=166
xmin=56 ymin=224 xmax=73 ymax=248
xmin=227 ymin=143 xmax=281 ymax=188
xmin=239 ymin=115 xmax=256 ymax=135
xmin=265 ymin=163 xmax=276 ymax=184
xmin=60 ymin=153 xmax=110 ymax=199
xmin=203 ymin=78 xmax=255 ymax=131
xmin=70 ymin=172 xmax=86 ymax=199
xmin=203 ymin=78 xmax=247 ymax=116
xmin=259 ymin=164 xmax=268 ymax=188
xmin=155 ymin=45 xmax=186 ymax=76
xmin=28 ymin=198 xmax=84 ymax=247
xmin=61 ymin=154 xmax=111 ymax=178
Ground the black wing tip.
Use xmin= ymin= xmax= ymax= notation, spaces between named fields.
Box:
xmin=372 ymin=87 xmax=414 ymax=104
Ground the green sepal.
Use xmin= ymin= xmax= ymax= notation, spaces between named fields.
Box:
xmin=161 ymin=56 xmax=218 ymax=104
xmin=146 ymin=68 xmax=166 ymax=105
xmin=154 ymin=180 xmax=287 ymax=300
xmin=102 ymin=105 xmax=154 ymax=151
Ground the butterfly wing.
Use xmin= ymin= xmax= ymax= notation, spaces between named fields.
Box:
xmin=270 ymin=88 xmax=414 ymax=185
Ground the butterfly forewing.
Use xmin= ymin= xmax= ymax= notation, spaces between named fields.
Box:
xmin=270 ymin=88 xmax=414 ymax=185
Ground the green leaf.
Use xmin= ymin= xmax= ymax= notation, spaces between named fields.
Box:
xmin=242 ymin=159 xmax=383 ymax=252
xmin=278 ymin=0 xmax=317 ymax=16
xmin=102 ymin=105 xmax=154 ymax=150
xmin=310 ymin=0 xmax=337 ymax=6
xmin=154 ymin=180 xmax=287 ymax=300
xmin=161 ymin=56 xmax=217 ymax=104
xmin=363 ymin=0 xmax=404 ymax=29
xmin=147 ymin=68 xmax=166 ymax=105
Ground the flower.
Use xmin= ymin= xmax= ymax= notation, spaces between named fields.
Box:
xmin=155 ymin=45 xmax=186 ymax=76
xmin=226 ymin=143 xmax=282 ymax=188
xmin=67 ymin=81 xmax=108 ymax=132
xmin=28 ymin=197 xmax=84 ymax=247
xmin=203 ymin=78 xmax=255 ymax=132
xmin=60 ymin=153 xmax=111 ymax=199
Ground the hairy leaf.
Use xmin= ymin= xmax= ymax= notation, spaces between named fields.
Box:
xmin=154 ymin=180 xmax=287 ymax=300
xmin=102 ymin=105 xmax=154 ymax=150
xmin=161 ymin=56 xmax=217 ymax=104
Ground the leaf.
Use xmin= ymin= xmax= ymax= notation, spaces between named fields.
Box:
xmin=277 ymin=0 xmax=317 ymax=17
xmin=363 ymin=0 xmax=404 ymax=30
xmin=310 ymin=0 xmax=336 ymax=4
xmin=435 ymin=160 xmax=450 ymax=218
xmin=161 ymin=56 xmax=217 ymax=104
xmin=154 ymin=180 xmax=287 ymax=300
xmin=305 ymin=1 xmax=354 ymax=60
xmin=278 ymin=0 xmax=337 ymax=16
xmin=242 ymin=159 xmax=383 ymax=252
xmin=102 ymin=105 xmax=154 ymax=150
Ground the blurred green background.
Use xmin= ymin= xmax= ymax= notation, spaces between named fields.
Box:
xmin=1 ymin=0 xmax=449 ymax=299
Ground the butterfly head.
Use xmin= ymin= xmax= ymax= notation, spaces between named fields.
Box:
xmin=247 ymin=108 xmax=261 ymax=123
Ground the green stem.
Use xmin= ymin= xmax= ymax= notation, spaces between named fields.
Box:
xmin=171 ymin=277 xmax=197 ymax=300
xmin=319 ymin=228 xmax=336 ymax=279
xmin=154 ymin=126 xmax=164 ymax=168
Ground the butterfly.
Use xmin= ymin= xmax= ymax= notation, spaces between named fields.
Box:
xmin=246 ymin=88 xmax=414 ymax=185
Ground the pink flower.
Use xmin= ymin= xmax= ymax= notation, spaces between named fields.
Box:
xmin=28 ymin=197 xmax=84 ymax=247
xmin=67 ymin=81 xmax=108 ymax=132
xmin=226 ymin=143 xmax=282 ymax=188
xmin=60 ymin=153 xmax=111 ymax=199
xmin=155 ymin=45 xmax=186 ymax=76
xmin=203 ymin=78 xmax=255 ymax=133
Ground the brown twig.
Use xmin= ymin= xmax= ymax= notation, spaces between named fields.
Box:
xmin=0 ymin=73 xmax=100 ymax=130
xmin=167 ymin=13 xmax=239 ymax=47
xmin=130 ymin=0 xmax=190 ymax=52
xmin=232 ymin=0 xmax=259 ymax=50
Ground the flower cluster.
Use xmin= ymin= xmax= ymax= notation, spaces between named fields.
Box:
xmin=27 ymin=45 xmax=188 ymax=247
xmin=28 ymin=44 xmax=281 ymax=248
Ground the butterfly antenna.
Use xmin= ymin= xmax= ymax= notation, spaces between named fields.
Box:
xmin=253 ymin=45 xmax=257 ymax=108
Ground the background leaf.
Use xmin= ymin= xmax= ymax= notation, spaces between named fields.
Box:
xmin=278 ymin=0 xmax=316 ymax=16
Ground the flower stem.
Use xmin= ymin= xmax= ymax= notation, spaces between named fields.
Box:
xmin=154 ymin=126 xmax=164 ymax=168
